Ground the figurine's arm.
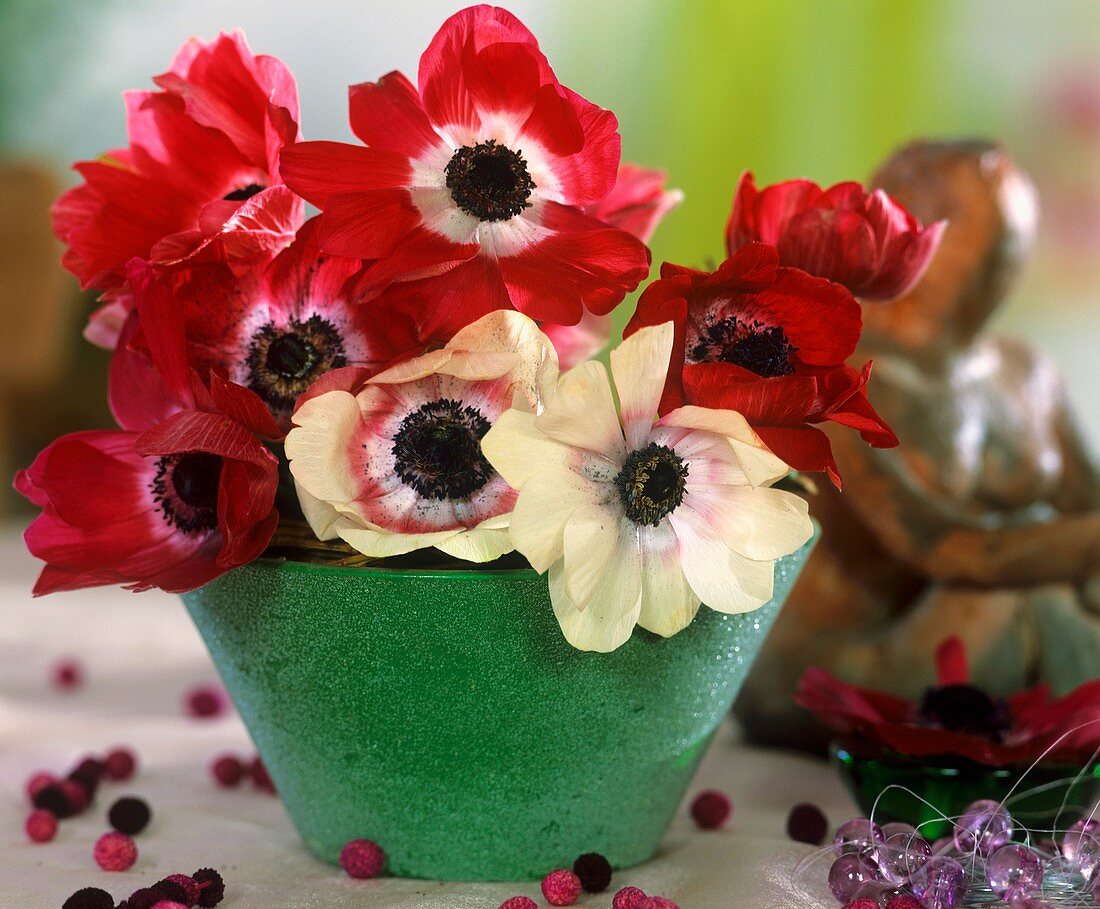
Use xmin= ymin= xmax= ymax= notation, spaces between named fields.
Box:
xmin=1052 ymin=404 xmax=1100 ymax=512
xmin=832 ymin=433 xmax=1100 ymax=587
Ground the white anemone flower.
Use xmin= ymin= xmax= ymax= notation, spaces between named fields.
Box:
xmin=285 ymin=310 xmax=558 ymax=562
xmin=481 ymin=321 xmax=814 ymax=652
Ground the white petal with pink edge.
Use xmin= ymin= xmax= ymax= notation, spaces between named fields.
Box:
xmin=683 ymin=485 xmax=812 ymax=561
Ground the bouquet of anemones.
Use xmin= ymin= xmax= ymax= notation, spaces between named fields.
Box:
xmin=17 ymin=4 xmax=942 ymax=653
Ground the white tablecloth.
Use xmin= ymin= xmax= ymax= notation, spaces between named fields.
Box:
xmin=0 ymin=529 xmax=845 ymax=908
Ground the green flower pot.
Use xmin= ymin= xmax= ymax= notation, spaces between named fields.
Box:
xmin=182 ymin=530 xmax=817 ymax=881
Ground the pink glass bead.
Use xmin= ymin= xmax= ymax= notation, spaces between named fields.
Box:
xmin=881 ymin=822 xmax=916 ymax=839
xmin=1062 ymin=818 xmax=1099 ymax=863
xmin=828 ymin=854 xmax=879 ymax=903
xmin=1009 ymin=898 xmax=1054 ymax=909
xmin=877 ymin=831 xmax=932 ymax=884
xmin=1073 ymin=832 xmax=1100 ymax=880
xmin=953 ymin=799 xmax=1013 ymax=856
xmin=986 ymin=844 xmax=1043 ymax=901
xmin=912 ymin=855 xmax=967 ymax=909
xmin=834 ymin=818 xmax=886 ymax=857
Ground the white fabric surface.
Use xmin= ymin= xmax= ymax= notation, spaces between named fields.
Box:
xmin=0 ymin=529 xmax=844 ymax=908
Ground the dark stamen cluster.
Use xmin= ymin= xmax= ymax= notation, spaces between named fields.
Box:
xmin=445 ymin=139 xmax=535 ymax=221
xmin=919 ymin=684 xmax=1011 ymax=740
xmin=690 ymin=317 xmax=798 ymax=377
xmin=151 ymin=452 xmax=221 ymax=535
xmin=223 ymin=183 xmax=265 ymax=201
xmin=615 ymin=443 xmax=689 ymax=526
xmin=246 ymin=315 xmax=347 ymax=412
xmin=391 ymin=399 xmax=494 ymax=501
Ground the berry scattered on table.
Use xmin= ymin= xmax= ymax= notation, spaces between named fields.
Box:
xmin=210 ymin=754 xmax=244 ymax=787
xmin=541 ymin=869 xmax=582 ymax=906
xmin=884 ymin=898 xmax=923 ymax=909
xmin=52 ymin=658 xmax=85 ymax=691
xmin=151 ymin=879 xmax=191 ymax=904
xmin=61 ymin=887 xmax=114 ymax=909
xmin=499 ymin=897 xmax=538 ymax=909
xmin=33 ymin=782 xmax=74 ymax=818
xmin=250 ymin=756 xmax=276 ymax=793
xmin=94 ymin=830 xmax=138 ymax=871
xmin=185 ymin=685 xmax=226 ymax=719
xmin=105 ymin=748 xmax=138 ymax=781
xmin=573 ymin=851 xmax=613 ymax=892
xmin=640 ymin=898 xmax=680 ymax=909
xmin=25 ymin=771 xmax=55 ymax=801
xmin=150 ymin=902 xmax=189 ymax=909
xmin=690 ymin=789 xmax=732 ymax=829
xmin=109 ymin=796 xmax=152 ymax=835
xmin=340 ymin=838 xmax=386 ymax=879
xmin=121 ymin=888 xmax=162 ymax=909
xmin=160 ymin=874 xmax=200 ymax=904
xmin=613 ymin=886 xmax=649 ymax=909
xmin=842 ymin=900 xmax=879 ymax=909
xmin=192 ymin=867 xmax=226 ymax=907
xmin=787 ymin=801 xmax=828 ymax=845
xmin=59 ymin=778 xmax=91 ymax=813
xmin=25 ymin=808 xmax=58 ymax=843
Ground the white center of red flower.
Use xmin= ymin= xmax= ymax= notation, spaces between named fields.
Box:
xmin=445 ymin=140 xmax=536 ymax=222
xmin=614 ymin=443 xmax=688 ymax=526
xmin=391 ymin=398 xmax=495 ymax=500
xmin=246 ymin=316 xmax=348 ymax=411
xmin=689 ymin=317 xmax=798 ymax=378
xmin=150 ymin=452 xmax=221 ymax=534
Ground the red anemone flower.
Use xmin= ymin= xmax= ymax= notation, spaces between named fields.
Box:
xmin=726 ymin=171 xmax=946 ymax=301
xmin=795 ymin=637 xmax=1100 ymax=766
xmin=14 ymin=261 xmax=280 ymax=595
xmin=279 ymin=4 xmax=650 ymax=340
xmin=145 ymin=219 xmax=423 ymax=430
xmin=52 ymin=31 xmax=304 ymax=348
xmin=624 ymin=242 xmax=897 ymax=487
xmin=544 ymin=163 xmax=682 ymax=367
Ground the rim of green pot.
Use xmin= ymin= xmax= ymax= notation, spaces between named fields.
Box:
xmin=252 ymin=555 xmax=542 ymax=582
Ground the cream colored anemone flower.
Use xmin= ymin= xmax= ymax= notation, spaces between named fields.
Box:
xmin=285 ymin=310 xmax=558 ymax=562
xmin=481 ymin=321 xmax=814 ymax=652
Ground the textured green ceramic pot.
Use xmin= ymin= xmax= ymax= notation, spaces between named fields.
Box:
xmin=182 ymin=529 xmax=817 ymax=881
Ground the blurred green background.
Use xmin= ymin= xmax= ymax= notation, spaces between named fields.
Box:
xmin=1 ymin=0 xmax=1099 ymax=452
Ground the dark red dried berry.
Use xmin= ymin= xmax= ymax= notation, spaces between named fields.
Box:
xmin=72 ymin=756 xmax=106 ymax=780
xmin=573 ymin=852 xmax=613 ymax=893
xmin=690 ymin=790 xmax=732 ymax=829
xmin=185 ymin=686 xmax=226 ymax=718
xmin=250 ymin=757 xmax=275 ymax=794
xmin=153 ymin=879 xmax=190 ymax=904
xmin=160 ymin=874 xmax=200 ymax=904
xmin=105 ymin=748 xmax=137 ymax=781
xmin=61 ymin=887 xmax=113 ymax=909
xmin=32 ymin=783 xmax=72 ymax=818
xmin=210 ymin=754 xmax=244 ymax=788
xmin=786 ymin=802 xmax=828 ymax=846
xmin=192 ymin=868 xmax=225 ymax=907
xmin=108 ymin=796 xmax=152 ymax=835
xmin=52 ymin=658 xmax=84 ymax=691
xmin=123 ymin=888 xmax=161 ymax=909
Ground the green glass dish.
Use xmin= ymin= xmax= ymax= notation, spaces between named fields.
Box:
xmin=182 ymin=529 xmax=817 ymax=881
xmin=832 ymin=743 xmax=1100 ymax=841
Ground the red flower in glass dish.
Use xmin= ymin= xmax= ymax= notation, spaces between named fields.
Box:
xmin=14 ymin=262 xmax=280 ymax=595
xmin=624 ymin=242 xmax=897 ymax=487
xmin=279 ymin=4 xmax=650 ymax=340
xmin=53 ymin=31 xmax=304 ymax=348
xmin=726 ymin=171 xmax=946 ymax=301
xmin=796 ymin=637 xmax=1100 ymax=766
xmin=148 ymin=219 xmax=423 ymax=430
xmin=544 ymin=163 xmax=682 ymax=367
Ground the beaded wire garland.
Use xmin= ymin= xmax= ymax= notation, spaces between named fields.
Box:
xmin=793 ymin=730 xmax=1100 ymax=909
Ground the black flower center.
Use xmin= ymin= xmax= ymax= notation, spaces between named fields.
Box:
xmin=246 ymin=316 xmax=347 ymax=412
xmin=151 ymin=452 xmax=221 ymax=534
xmin=391 ymin=399 xmax=495 ymax=501
xmin=690 ymin=317 xmax=798 ymax=377
xmin=919 ymin=684 xmax=1012 ymax=740
xmin=445 ymin=139 xmax=536 ymax=221
xmin=615 ymin=443 xmax=689 ymax=526
xmin=223 ymin=183 xmax=266 ymax=201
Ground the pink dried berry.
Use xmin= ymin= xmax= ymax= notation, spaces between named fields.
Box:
xmin=498 ymin=898 xmax=538 ymax=909
xmin=541 ymin=869 xmax=582 ymax=906
xmin=185 ymin=686 xmax=226 ymax=718
xmin=105 ymin=748 xmax=137 ymax=781
xmin=58 ymin=779 xmax=90 ymax=813
xmin=161 ymin=875 xmax=200 ymax=904
xmin=613 ymin=886 xmax=649 ymax=909
xmin=690 ymin=789 xmax=732 ymax=829
xmin=25 ymin=809 xmax=58 ymax=843
xmin=641 ymin=898 xmax=680 ymax=909
xmin=52 ymin=658 xmax=84 ymax=690
xmin=25 ymin=771 xmax=55 ymax=801
xmin=884 ymin=899 xmax=923 ymax=909
xmin=94 ymin=831 xmax=137 ymax=871
xmin=340 ymin=838 xmax=385 ymax=879
xmin=150 ymin=902 xmax=189 ymax=909
xmin=843 ymin=901 xmax=879 ymax=909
